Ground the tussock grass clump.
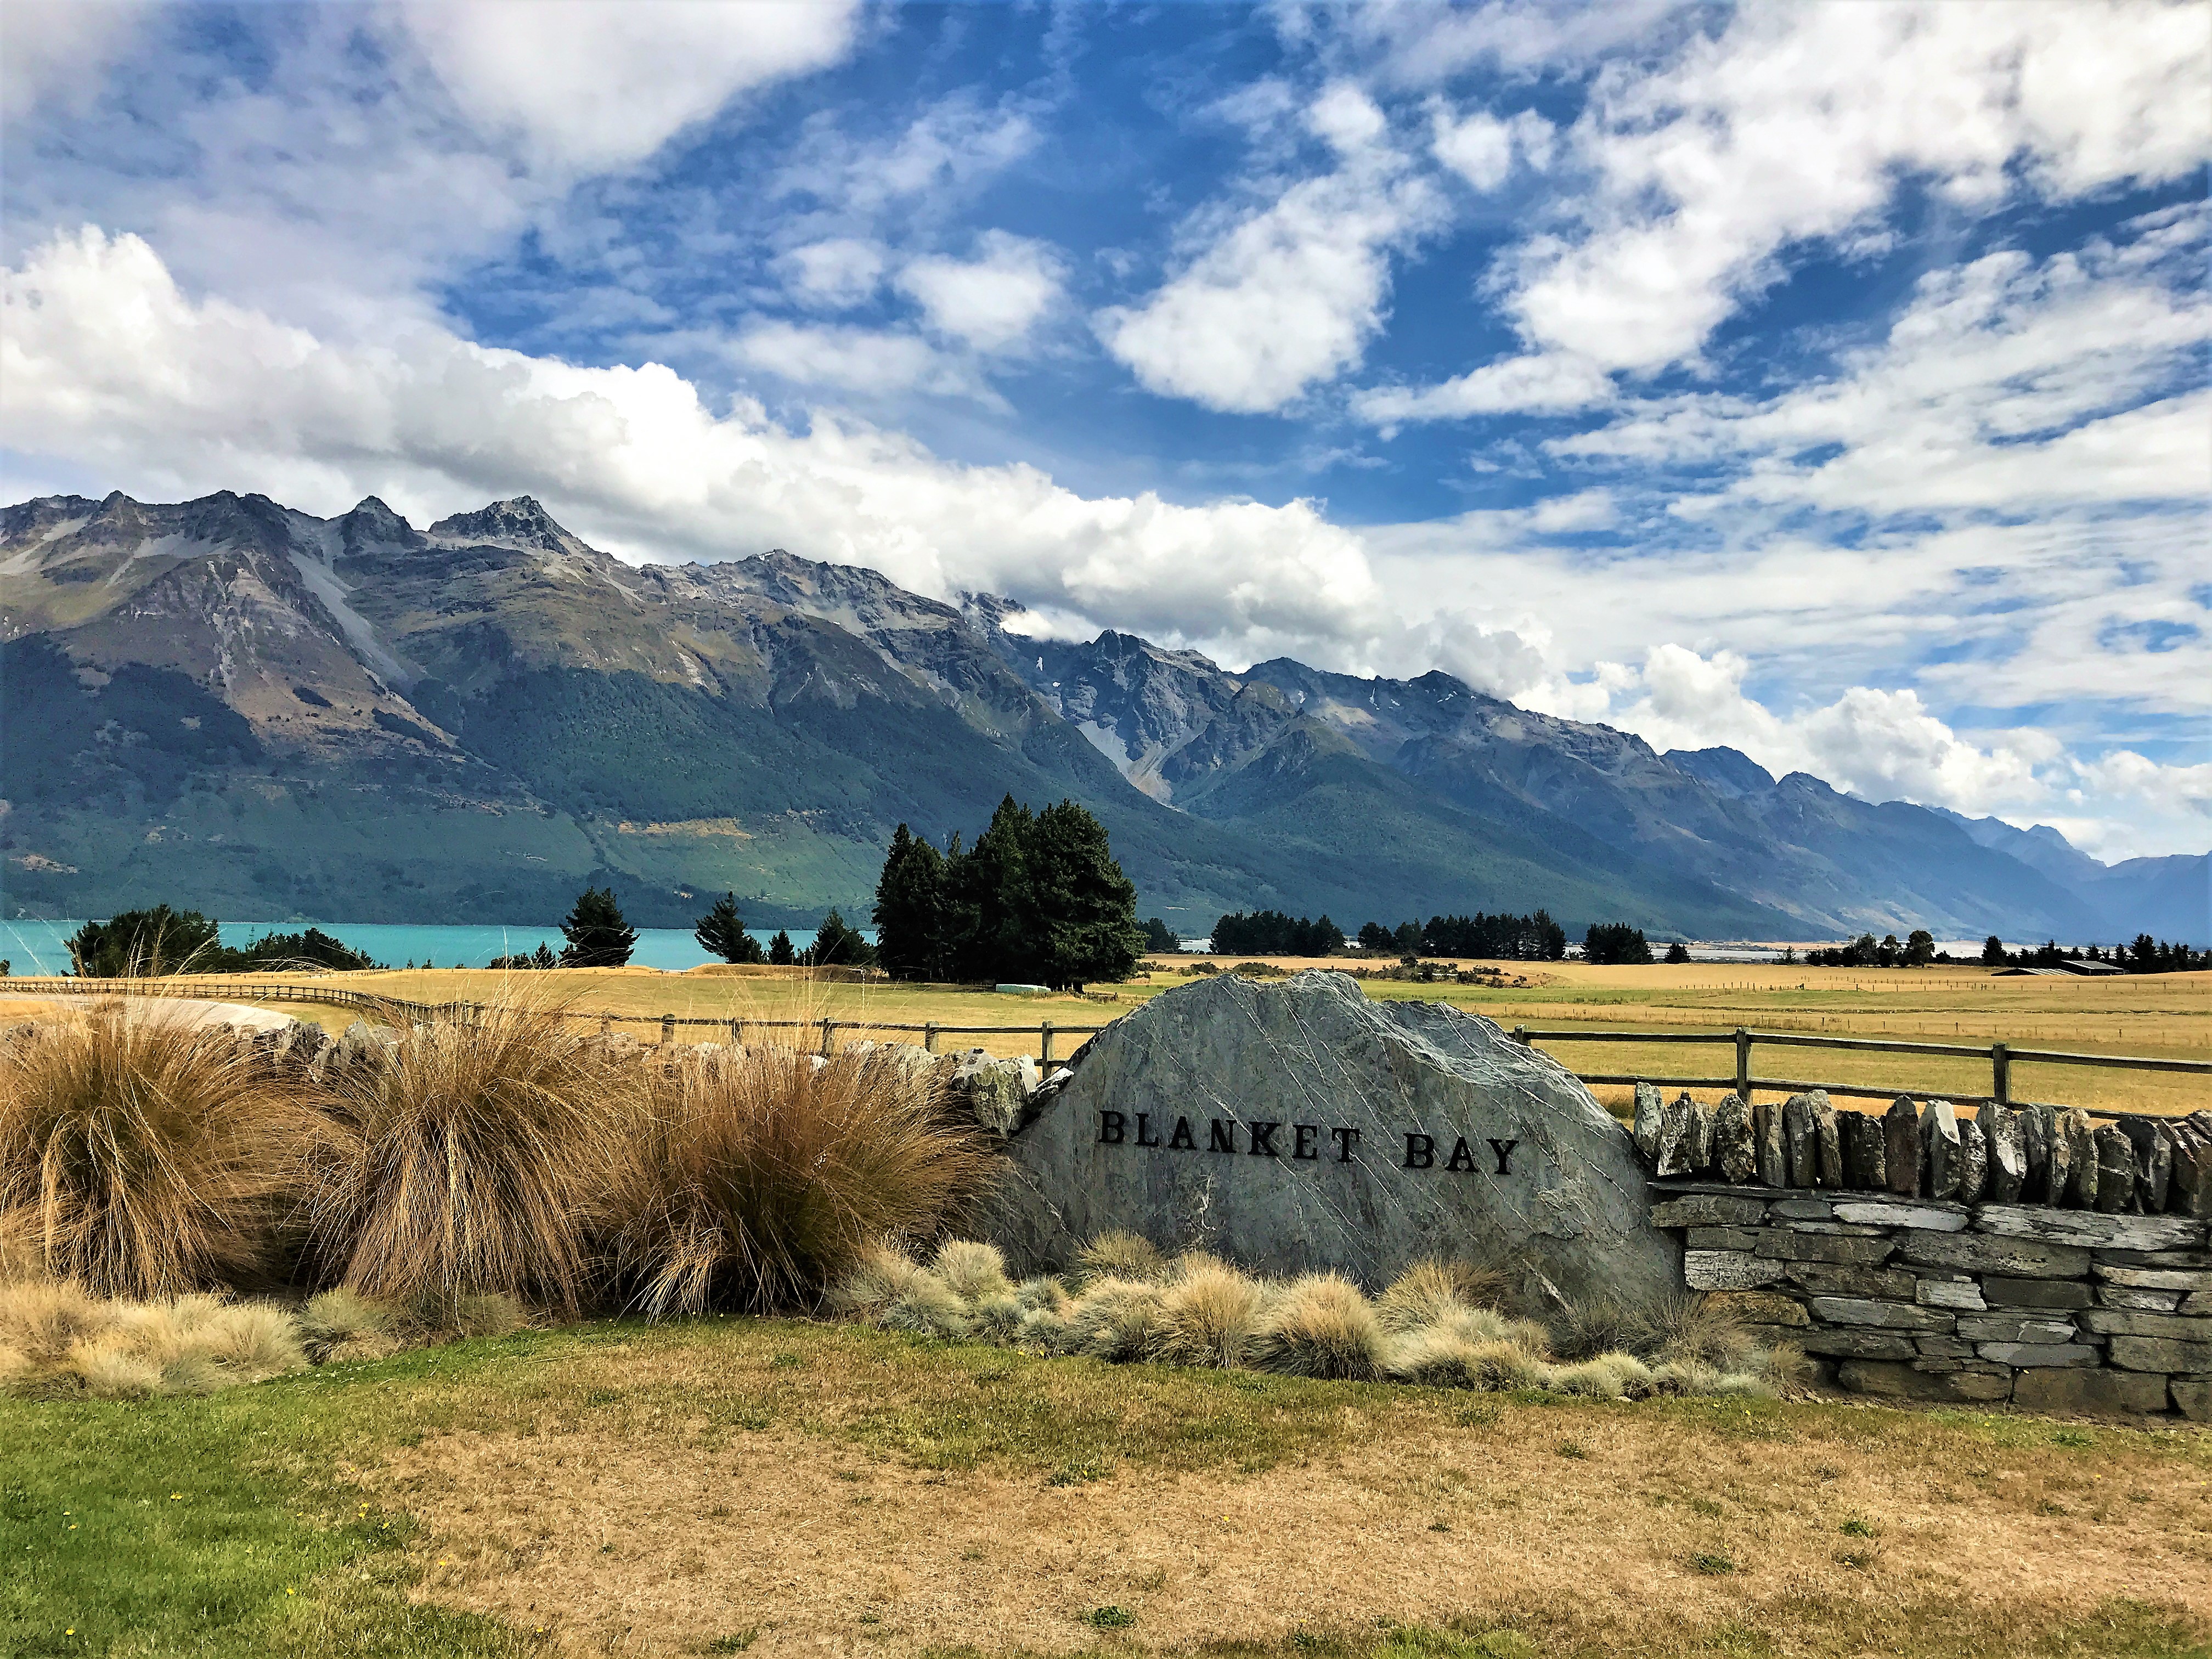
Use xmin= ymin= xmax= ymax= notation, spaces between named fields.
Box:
xmin=1071 ymin=1229 xmax=1166 ymax=1286
xmin=0 ymin=1003 xmax=318 ymax=1297
xmin=839 ymin=1235 xmax=1790 ymax=1402
xmin=611 ymin=1045 xmax=996 ymax=1317
xmin=1148 ymin=1257 xmax=1264 ymax=1368
xmin=0 ymin=1278 xmax=308 ymax=1398
xmin=308 ymin=1000 xmax=635 ymax=1314
xmin=296 ymin=1288 xmax=399 ymax=1363
xmin=1252 ymin=1273 xmax=1384 ymax=1381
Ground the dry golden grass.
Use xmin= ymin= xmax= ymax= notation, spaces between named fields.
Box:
xmin=606 ymin=1043 xmax=998 ymax=1317
xmin=357 ymin=1318 xmax=2212 ymax=1659
xmin=0 ymin=1001 xmax=318 ymax=1297
xmin=306 ymin=998 xmax=636 ymax=1314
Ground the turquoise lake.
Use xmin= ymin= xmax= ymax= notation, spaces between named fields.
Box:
xmin=0 ymin=921 xmax=825 ymax=977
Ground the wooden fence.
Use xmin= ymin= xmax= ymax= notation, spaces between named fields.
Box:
xmin=7 ymin=977 xmax=2204 ymax=1097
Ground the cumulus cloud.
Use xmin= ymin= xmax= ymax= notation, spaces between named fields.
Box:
xmin=780 ymin=238 xmax=887 ymax=309
xmin=1 ymin=0 xmax=154 ymax=119
xmin=1430 ymin=106 xmax=1554 ymax=191
xmin=399 ymin=0 xmax=860 ymax=174
xmin=1097 ymin=83 xmax=1446 ymax=413
xmin=1355 ymin=351 xmax=1614 ymax=424
xmin=776 ymin=94 xmax=1039 ymax=216
xmin=1 ymin=225 xmax=1397 ymax=670
xmin=1508 ymin=1 xmax=2210 ymax=373
xmin=730 ymin=320 xmax=988 ymax=402
xmin=895 ymin=232 xmax=1066 ymax=353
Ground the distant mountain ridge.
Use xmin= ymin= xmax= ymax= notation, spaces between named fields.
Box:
xmin=2 ymin=488 xmax=2202 ymax=943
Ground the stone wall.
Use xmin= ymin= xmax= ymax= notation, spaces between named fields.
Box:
xmin=1652 ymin=1183 xmax=2209 ymax=1419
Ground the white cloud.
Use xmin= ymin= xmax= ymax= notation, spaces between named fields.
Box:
xmin=1506 ymin=1 xmax=2210 ymax=373
xmin=1098 ymin=84 xmax=1444 ymax=413
xmin=895 ymin=232 xmax=1066 ymax=353
xmin=780 ymin=239 xmax=886 ymax=309
xmin=1431 ymin=107 xmax=1554 ymax=191
xmin=1 ymin=0 xmax=154 ymax=119
xmin=777 ymin=95 xmax=1039 ymax=216
xmin=0 ymin=225 xmax=1397 ymax=672
xmin=730 ymin=320 xmax=986 ymax=402
xmin=1355 ymin=351 xmax=1613 ymax=424
xmin=398 ymin=0 xmax=860 ymax=174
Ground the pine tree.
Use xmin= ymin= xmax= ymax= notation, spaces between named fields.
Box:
xmin=1981 ymin=934 xmax=2008 ymax=965
xmin=768 ymin=929 xmax=795 ymax=966
xmin=1028 ymin=798 xmax=1144 ymax=990
xmin=873 ymin=824 xmax=946 ymax=981
xmin=1663 ymin=940 xmax=1691 ymax=964
xmin=1905 ymin=929 xmax=1936 ymax=967
xmin=805 ymin=907 xmax=877 ymax=969
xmin=945 ymin=797 xmax=1039 ymax=981
xmin=560 ymin=887 xmax=636 ymax=967
xmin=694 ymin=892 xmax=765 ymax=964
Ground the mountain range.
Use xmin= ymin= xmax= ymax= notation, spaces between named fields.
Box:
xmin=2 ymin=489 xmax=2202 ymax=944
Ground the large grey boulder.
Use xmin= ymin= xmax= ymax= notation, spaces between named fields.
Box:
xmin=951 ymin=1049 xmax=1040 ymax=1136
xmin=985 ymin=969 xmax=1681 ymax=1309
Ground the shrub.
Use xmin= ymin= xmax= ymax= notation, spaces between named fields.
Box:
xmin=1549 ymin=1352 xmax=1654 ymax=1400
xmin=1 ymin=1280 xmax=307 ymax=1398
xmin=1064 ymin=1277 xmax=1166 ymax=1361
xmin=1148 ymin=1258 xmax=1263 ymax=1368
xmin=307 ymin=1000 xmax=634 ymax=1315
xmin=0 ymin=1003 xmax=317 ymax=1297
xmin=610 ymin=1043 xmax=996 ymax=1317
xmin=1252 ymin=1273 xmax=1384 ymax=1381
xmin=934 ymin=1239 xmax=1013 ymax=1302
xmin=296 ymin=1288 xmax=399 ymax=1363
xmin=1071 ymin=1229 xmax=1164 ymax=1286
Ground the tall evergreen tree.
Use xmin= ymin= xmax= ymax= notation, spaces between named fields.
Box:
xmin=873 ymin=823 xmax=946 ymax=981
xmin=768 ymin=929 xmax=795 ymax=966
xmin=946 ymin=797 xmax=1039 ymax=981
xmin=560 ymin=886 xmax=636 ymax=967
xmin=1029 ymin=798 xmax=1144 ymax=990
xmin=805 ymin=907 xmax=877 ymax=969
xmin=693 ymin=892 xmax=766 ymax=964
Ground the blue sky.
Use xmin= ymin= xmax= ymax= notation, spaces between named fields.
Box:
xmin=2 ymin=1 xmax=2207 ymax=860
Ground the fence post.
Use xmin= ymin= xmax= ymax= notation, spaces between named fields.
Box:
xmin=924 ymin=1022 xmax=939 ymax=1053
xmin=1041 ymin=1020 xmax=1055 ymax=1065
xmin=820 ymin=1018 xmax=834 ymax=1056
xmin=599 ymin=1013 xmax=611 ymax=1037
xmin=729 ymin=1018 xmax=742 ymax=1047
xmin=660 ymin=1014 xmax=675 ymax=1048
xmin=1991 ymin=1041 xmax=2010 ymax=1105
xmin=1734 ymin=1028 xmax=1752 ymax=1098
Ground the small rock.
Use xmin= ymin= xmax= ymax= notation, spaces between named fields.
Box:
xmin=1980 ymin=1105 xmax=2026 ymax=1204
xmin=1882 ymin=1096 xmax=1921 ymax=1198
xmin=1840 ymin=1112 xmax=1886 ymax=1191
xmin=1754 ymin=1095 xmax=1788 ymax=1188
xmin=2167 ymin=1122 xmax=2210 ymax=1219
xmin=1921 ymin=1101 xmax=1962 ymax=1200
xmin=2012 ymin=1369 xmax=2168 ymax=1417
xmin=2019 ymin=1103 xmax=2052 ymax=1201
xmin=1654 ymin=1091 xmax=1696 ymax=1177
xmin=1684 ymin=1250 xmax=1788 ymax=1290
xmin=1916 ymin=1279 xmax=1986 ymax=1311
xmin=1682 ymin=1095 xmax=1714 ymax=1175
xmin=1810 ymin=1092 xmax=1842 ymax=1188
xmin=1711 ymin=1093 xmax=1758 ymax=1184
xmin=2172 ymin=1379 xmax=2211 ymax=1422
xmin=1651 ymin=1194 xmax=1768 ymax=1228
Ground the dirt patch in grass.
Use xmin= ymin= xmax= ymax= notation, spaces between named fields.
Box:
xmin=370 ymin=1330 xmax=2212 ymax=1658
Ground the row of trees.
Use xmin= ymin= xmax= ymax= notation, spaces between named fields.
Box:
xmin=1357 ymin=912 xmax=1571 ymax=962
xmin=1980 ymin=934 xmax=2209 ymax=973
xmin=873 ymin=797 xmax=1145 ymax=989
xmin=1806 ymin=930 xmax=1939 ymax=968
xmin=1212 ymin=911 xmax=1346 ymax=956
xmin=65 ymin=908 xmax=380 ymax=976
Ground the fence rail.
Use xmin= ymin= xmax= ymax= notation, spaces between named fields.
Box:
xmin=1508 ymin=1023 xmax=2210 ymax=1107
xmin=7 ymin=978 xmax=2203 ymax=1099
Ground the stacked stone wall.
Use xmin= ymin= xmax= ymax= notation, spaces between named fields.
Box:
xmin=1654 ymin=1184 xmax=2209 ymax=1419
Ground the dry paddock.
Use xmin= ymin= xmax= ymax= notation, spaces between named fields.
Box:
xmin=356 ymin=1323 xmax=2212 ymax=1659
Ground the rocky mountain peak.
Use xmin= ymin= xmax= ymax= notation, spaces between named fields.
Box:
xmin=427 ymin=496 xmax=595 ymax=560
xmin=337 ymin=495 xmax=424 ymax=555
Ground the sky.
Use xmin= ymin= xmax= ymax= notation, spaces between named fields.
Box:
xmin=2 ymin=0 xmax=2207 ymax=862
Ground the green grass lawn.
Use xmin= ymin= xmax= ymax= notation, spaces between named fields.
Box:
xmin=8 ymin=1318 xmax=2209 ymax=1658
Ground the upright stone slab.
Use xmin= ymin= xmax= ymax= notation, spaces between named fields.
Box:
xmin=1681 ymin=1096 xmax=1714 ymax=1176
xmin=1982 ymin=1105 xmax=2027 ymax=1204
xmin=1632 ymin=1082 xmax=1666 ymax=1166
xmin=2044 ymin=1108 xmax=2074 ymax=1208
xmin=1841 ymin=1112 xmax=1886 ymax=1191
xmin=1712 ymin=1093 xmax=1757 ymax=1184
xmin=1784 ymin=1093 xmax=1820 ymax=1188
xmin=1755 ymin=1096 xmax=1787 ymax=1188
xmin=1882 ymin=1096 xmax=1921 ymax=1198
xmin=2116 ymin=1116 xmax=2171 ymax=1214
xmin=2171 ymin=1123 xmax=2212 ymax=1220
xmin=1811 ymin=1092 xmax=1843 ymax=1188
xmin=2061 ymin=1110 xmax=2099 ymax=1208
xmin=1654 ymin=1092 xmax=1695 ymax=1177
xmin=1922 ymin=1100 xmax=1962 ymax=1200
xmin=1956 ymin=1110 xmax=1988 ymax=1204
xmin=2092 ymin=1125 xmax=2137 ymax=1214
xmin=988 ymin=969 xmax=1682 ymax=1306
xmin=2020 ymin=1103 xmax=2052 ymax=1202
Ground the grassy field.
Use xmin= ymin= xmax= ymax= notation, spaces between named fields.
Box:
xmin=122 ymin=956 xmax=2212 ymax=1118
xmin=6 ymin=1314 xmax=2208 ymax=1659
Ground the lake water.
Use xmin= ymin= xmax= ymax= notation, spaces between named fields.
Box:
xmin=0 ymin=921 xmax=823 ymax=976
